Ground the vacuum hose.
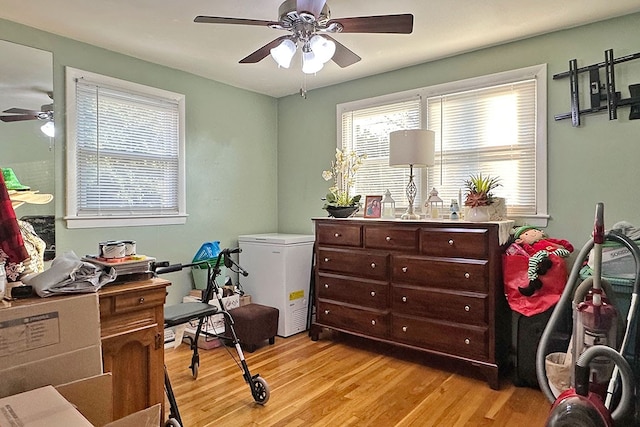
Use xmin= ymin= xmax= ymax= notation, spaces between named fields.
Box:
xmin=536 ymin=231 xmax=640 ymax=404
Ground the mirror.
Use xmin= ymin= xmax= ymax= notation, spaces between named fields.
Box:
xmin=0 ymin=39 xmax=54 ymax=257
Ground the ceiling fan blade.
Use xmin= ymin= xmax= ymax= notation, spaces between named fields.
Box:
xmin=324 ymin=35 xmax=361 ymax=68
xmin=329 ymin=14 xmax=414 ymax=34
xmin=3 ymin=107 xmax=40 ymax=115
xmin=0 ymin=114 xmax=38 ymax=122
xmin=296 ymin=0 xmax=326 ymax=18
xmin=194 ymin=16 xmax=277 ymax=27
xmin=239 ymin=36 xmax=291 ymax=64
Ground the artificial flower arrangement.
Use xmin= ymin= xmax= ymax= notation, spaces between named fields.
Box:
xmin=464 ymin=173 xmax=501 ymax=207
xmin=321 ymin=148 xmax=367 ymax=210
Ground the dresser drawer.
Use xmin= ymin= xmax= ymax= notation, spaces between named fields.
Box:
xmin=317 ymin=300 xmax=389 ymax=338
xmin=318 ymin=248 xmax=389 ymax=281
xmin=391 ymin=285 xmax=488 ymax=326
xmin=317 ymin=223 xmax=362 ymax=247
xmin=392 ymin=255 xmax=488 ymax=292
xmin=364 ymin=225 xmax=419 ymax=251
xmin=111 ymin=288 xmax=166 ymax=314
xmin=421 ymin=227 xmax=489 ymax=259
xmin=391 ymin=314 xmax=489 ymax=361
xmin=317 ymin=273 xmax=388 ymax=310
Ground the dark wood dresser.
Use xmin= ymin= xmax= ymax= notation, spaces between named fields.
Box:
xmin=310 ymin=218 xmax=510 ymax=389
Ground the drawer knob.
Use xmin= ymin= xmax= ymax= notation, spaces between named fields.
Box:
xmin=324 ymin=284 xmax=329 ymax=289
xmin=402 ymin=296 xmax=407 ymax=303
xmin=464 ymin=338 xmax=470 ymax=345
xmin=324 ymin=257 xmax=330 ymax=262
xmin=371 ymin=320 xmax=376 ymax=326
xmin=448 ymin=239 xmax=454 ymax=246
xmin=464 ymin=305 xmax=470 ymax=312
xmin=402 ymin=326 xmax=408 ymax=332
xmin=324 ymin=310 xmax=330 ymax=315
xmin=464 ymin=272 xmax=470 ymax=279
xmin=370 ymin=291 xmax=376 ymax=297
xmin=334 ymin=233 xmax=341 ymax=238
xmin=139 ymin=297 xmax=145 ymax=304
xmin=385 ymin=236 xmax=391 ymax=242
xmin=402 ymin=266 xmax=408 ymax=273
xmin=370 ymin=263 xmax=376 ymax=269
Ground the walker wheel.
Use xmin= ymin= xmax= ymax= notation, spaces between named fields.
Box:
xmin=191 ymin=361 xmax=199 ymax=379
xmin=252 ymin=376 xmax=270 ymax=405
xmin=165 ymin=418 xmax=181 ymax=427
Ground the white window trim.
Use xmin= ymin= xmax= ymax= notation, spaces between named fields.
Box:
xmin=64 ymin=67 xmax=187 ymax=229
xmin=337 ymin=64 xmax=548 ymax=227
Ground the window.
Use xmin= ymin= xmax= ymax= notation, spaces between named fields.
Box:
xmin=65 ymin=67 xmax=186 ymax=228
xmin=338 ymin=64 xmax=547 ymax=225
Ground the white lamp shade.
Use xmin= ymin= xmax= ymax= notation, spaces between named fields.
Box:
xmin=309 ymin=35 xmax=335 ymax=64
xmin=40 ymin=121 xmax=55 ymax=137
xmin=388 ymin=129 xmax=435 ymax=167
xmin=302 ymin=50 xmax=324 ymax=74
xmin=270 ymin=39 xmax=296 ymax=68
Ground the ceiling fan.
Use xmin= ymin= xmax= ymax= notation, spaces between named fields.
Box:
xmin=0 ymin=92 xmax=54 ymax=123
xmin=194 ymin=0 xmax=413 ymax=70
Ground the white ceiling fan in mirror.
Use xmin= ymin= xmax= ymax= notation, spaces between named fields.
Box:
xmin=0 ymin=40 xmax=55 ymax=139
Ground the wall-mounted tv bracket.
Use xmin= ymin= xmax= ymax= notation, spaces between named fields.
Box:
xmin=554 ymin=49 xmax=640 ymax=126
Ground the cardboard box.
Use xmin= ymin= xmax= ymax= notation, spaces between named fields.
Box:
xmin=0 ymin=293 xmax=103 ymax=398
xmin=0 ymin=374 xmax=161 ymax=427
xmin=240 ymin=294 xmax=251 ymax=306
xmin=0 ymin=385 xmax=94 ymax=426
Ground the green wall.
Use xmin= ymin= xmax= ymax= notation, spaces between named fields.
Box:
xmin=1 ymin=19 xmax=279 ymax=304
xmin=2 ymin=13 xmax=640 ymax=303
xmin=278 ymin=13 xmax=640 ymax=257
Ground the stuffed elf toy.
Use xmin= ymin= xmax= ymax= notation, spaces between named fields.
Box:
xmin=513 ymin=225 xmax=574 ymax=296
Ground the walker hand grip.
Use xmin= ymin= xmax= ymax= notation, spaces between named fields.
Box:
xmin=155 ymin=264 xmax=184 ymax=275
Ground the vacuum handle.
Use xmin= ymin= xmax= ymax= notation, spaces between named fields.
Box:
xmin=594 ymin=202 xmax=605 ymax=244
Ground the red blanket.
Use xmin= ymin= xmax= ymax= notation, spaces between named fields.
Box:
xmin=503 ymin=253 xmax=568 ymax=316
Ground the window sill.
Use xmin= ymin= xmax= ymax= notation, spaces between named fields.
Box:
xmin=64 ymin=214 xmax=188 ymax=229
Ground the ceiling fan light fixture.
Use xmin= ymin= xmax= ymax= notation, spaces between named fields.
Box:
xmin=309 ymin=35 xmax=335 ymax=63
xmin=302 ymin=49 xmax=323 ymax=74
xmin=40 ymin=121 xmax=55 ymax=138
xmin=270 ymin=38 xmax=297 ymax=68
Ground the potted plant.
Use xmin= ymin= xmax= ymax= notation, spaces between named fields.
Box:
xmin=464 ymin=173 xmax=501 ymax=221
xmin=321 ymin=148 xmax=367 ymax=218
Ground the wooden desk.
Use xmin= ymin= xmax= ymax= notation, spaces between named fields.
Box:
xmin=98 ymin=278 xmax=170 ymax=420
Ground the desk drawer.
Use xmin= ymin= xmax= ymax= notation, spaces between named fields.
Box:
xmin=113 ymin=288 xmax=166 ymax=314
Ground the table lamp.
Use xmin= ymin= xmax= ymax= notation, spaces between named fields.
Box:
xmin=388 ymin=129 xmax=435 ymax=220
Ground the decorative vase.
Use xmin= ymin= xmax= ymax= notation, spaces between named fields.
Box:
xmin=467 ymin=206 xmax=490 ymax=222
xmin=325 ymin=206 xmax=358 ymax=218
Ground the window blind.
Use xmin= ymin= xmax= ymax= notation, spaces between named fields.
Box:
xmin=341 ymin=98 xmax=423 ymax=206
xmin=427 ymin=79 xmax=537 ymax=216
xmin=74 ymin=79 xmax=180 ymax=216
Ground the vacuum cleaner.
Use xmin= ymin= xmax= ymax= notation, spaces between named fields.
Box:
xmin=537 ymin=203 xmax=640 ymax=426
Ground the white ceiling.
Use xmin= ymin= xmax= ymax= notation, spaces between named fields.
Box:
xmin=1 ymin=0 xmax=640 ymax=98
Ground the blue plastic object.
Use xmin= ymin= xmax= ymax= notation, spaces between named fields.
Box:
xmin=192 ymin=241 xmax=221 ymax=265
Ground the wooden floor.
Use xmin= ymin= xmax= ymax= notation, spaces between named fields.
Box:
xmin=164 ymin=330 xmax=553 ymax=427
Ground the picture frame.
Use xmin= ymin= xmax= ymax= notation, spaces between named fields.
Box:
xmin=364 ymin=195 xmax=383 ymax=218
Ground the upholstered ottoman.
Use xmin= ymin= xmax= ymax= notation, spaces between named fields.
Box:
xmin=226 ymin=303 xmax=279 ymax=352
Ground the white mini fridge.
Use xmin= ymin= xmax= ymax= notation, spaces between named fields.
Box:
xmin=238 ymin=233 xmax=315 ymax=337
